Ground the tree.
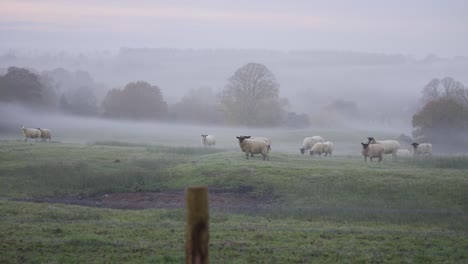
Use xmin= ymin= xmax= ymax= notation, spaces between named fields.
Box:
xmin=66 ymin=86 xmax=99 ymax=116
xmin=102 ymin=81 xmax=167 ymax=120
xmin=413 ymin=77 xmax=468 ymax=148
xmin=220 ymin=63 xmax=282 ymax=126
xmin=0 ymin=67 xmax=45 ymax=105
xmin=412 ymin=98 xmax=468 ymax=142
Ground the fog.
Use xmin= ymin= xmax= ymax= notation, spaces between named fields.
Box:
xmin=0 ymin=103 xmax=408 ymax=155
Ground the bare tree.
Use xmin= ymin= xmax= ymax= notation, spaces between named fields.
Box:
xmin=220 ymin=63 xmax=282 ymax=126
xmin=421 ymin=78 xmax=441 ymax=104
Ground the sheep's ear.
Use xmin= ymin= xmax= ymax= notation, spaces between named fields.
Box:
xmin=246 ymin=136 xmax=251 ymax=138
xmin=236 ymin=136 xmax=240 ymax=139
xmin=361 ymin=142 xmax=365 ymax=146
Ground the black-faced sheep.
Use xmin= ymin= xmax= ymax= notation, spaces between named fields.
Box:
xmin=201 ymin=135 xmax=216 ymax=147
xmin=411 ymin=143 xmax=432 ymax=157
xmin=367 ymin=137 xmax=400 ymax=158
xmin=361 ymin=142 xmax=384 ymax=162
xmin=300 ymin=136 xmax=324 ymax=154
xmin=236 ymin=136 xmax=270 ymax=161
xmin=21 ymin=125 xmax=41 ymax=142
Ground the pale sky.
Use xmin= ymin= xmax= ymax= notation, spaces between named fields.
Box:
xmin=1 ymin=0 xmax=467 ymax=56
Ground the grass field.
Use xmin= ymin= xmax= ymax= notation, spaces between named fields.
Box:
xmin=0 ymin=140 xmax=467 ymax=263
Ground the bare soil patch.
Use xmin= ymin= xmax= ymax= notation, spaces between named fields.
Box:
xmin=18 ymin=191 xmax=274 ymax=211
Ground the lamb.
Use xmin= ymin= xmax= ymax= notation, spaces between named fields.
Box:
xmin=323 ymin=141 xmax=334 ymax=156
xmin=236 ymin=136 xmax=270 ymax=160
xmin=309 ymin=142 xmax=326 ymax=156
xmin=361 ymin=142 xmax=384 ymax=162
xmin=300 ymin=136 xmax=324 ymax=154
xmin=396 ymin=149 xmax=411 ymax=158
xmin=37 ymin=128 xmax=52 ymax=142
xmin=201 ymin=135 xmax=216 ymax=147
xmin=21 ymin=125 xmax=41 ymax=142
xmin=411 ymin=143 xmax=432 ymax=157
xmin=367 ymin=137 xmax=400 ymax=158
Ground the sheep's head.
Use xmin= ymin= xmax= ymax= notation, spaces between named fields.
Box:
xmin=367 ymin=137 xmax=376 ymax=144
xmin=361 ymin=142 xmax=370 ymax=149
xmin=411 ymin=142 xmax=419 ymax=149
xmin=201 ymin=135 xmax=207 ymax=139
xmin=309 ymin=150 xmax=315 ymax=156
xmin=236 ymin=136 xmax=251 ymax=143
xmin=299 ymin=148 xmax=305 ymax=154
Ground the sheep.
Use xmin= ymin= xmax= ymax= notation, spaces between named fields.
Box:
xmin=411 ymin=143 xmax=432 ymax=157
xmin=300 ymin=136 xmax=324 ymax=154
xmin=361 ymin=142 xmax=384 ymax=162
xmin=323 ymin=141 xmax=334 ymax=156
xmin=201 ymin=134 xmax=216 ymax=147
xmin=309 ymin=142 xmax=326 ymax=156
xmin=21 ymin=125 xmax=41 ymax=142
xmin=248 ymin=137 xmax=272 ymax=157
xmin=367 ymin=137 xmax=400 ymax=158
xmin=236 ymin=136 xmax=270 ymax=160
xmin=37 ymin=128 xmax=52 ymax=142
xmin=396 ymin=149 xmax=411 ymax=158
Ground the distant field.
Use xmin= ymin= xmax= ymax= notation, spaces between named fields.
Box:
xmin=0 ymin=140 xmax=467 ymax=263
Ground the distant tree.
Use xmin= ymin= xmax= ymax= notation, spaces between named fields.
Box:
xmin=323 ymin=100 xmax=360 ymax=119
xmin=102 ymin=81 xmax=167 ymax=120
xmin=170 ymin=87 xmax=222 ymax=124
xmin=219 ymin=63 xmax=283 ymax=126
xmin=0 ymin=66 xmax=56 ymax=107
xmin=412 ymin=98 xmax=468 ymax=142
xmin=413 ymin=77 xmax=468 ymax=147
xmin=281 ymin=112 xmax=310 ymax=128
xmin=58 ymin=94 xmax=70 ymax=112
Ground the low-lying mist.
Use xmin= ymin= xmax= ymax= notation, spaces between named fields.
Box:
xmin=1 ymin=103 xmax=420 ymax=155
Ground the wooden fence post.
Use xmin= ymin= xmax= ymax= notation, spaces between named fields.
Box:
xmin=185 ymin=186 xmax=209 ymax=264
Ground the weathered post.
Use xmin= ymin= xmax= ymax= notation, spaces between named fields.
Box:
xmin=185 ymin=186 xmax=209 ymax=264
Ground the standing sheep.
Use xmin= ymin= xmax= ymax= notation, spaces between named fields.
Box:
xmin=201 ymin=135 xmax=216 ymax=147
xmin=309 ymin=142 xmax=326 ymax=156
xmin=236 ymin=136 xmax=270 ymax=160
xmin=367 ymin=137 xmax=400 ymax=158
xmin=300 ymin=136 xmax=324 ymax=154
xmin=323 ymin=141 xmax=334 ymax=157
xmin=21 ymin=125 xmax=41 ymax=142
xmin=248 ymin=137 xmax=272 ymax=157
xmin=396 ymin=149 xmax=411 ymax=158
xmin=411 ymin=143 xmax=432 ymax=157
xmin=38 ymin=128 xmax=52 ymax=142
xmin=361 ymin=142 xmax=384 ymax=162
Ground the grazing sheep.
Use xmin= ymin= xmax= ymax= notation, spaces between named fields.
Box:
xmin=300 ymin=136 xmax=324 ymax=154
xmin=236 ymin=136 xmax=270 ymax=160
xmin=37 ymin=128 xmax=52 ymax=142
xmin=309 ymin=142 xmax=326 ymax=156
xmin=367 ymin=137 xmax=400 ymax=158
xmin=201 ymin=134 xmax=216 ymax=147
xmin=323 ymin=141 xmax=334 ymax=157
xmin=396 ymin=149 xmax=411 ymax=158
xmin=361 ymin=142 xmax=384 ymax=162
xmin=21 ymin=125 xmax=41 ymax=142
xmin=411 ymin=143 xmax=432 ymax=157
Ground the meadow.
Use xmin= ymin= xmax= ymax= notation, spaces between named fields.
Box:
xmin=0 ymin=130 xmax=467 ymax=262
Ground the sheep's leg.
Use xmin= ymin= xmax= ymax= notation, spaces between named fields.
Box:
xmin=245 ymin=153 xmax=249 ymax=160
xmin=378 ymin=156 xmax=382 ymax=162
xmin=370 ymin=157 xmax=373 ymax=162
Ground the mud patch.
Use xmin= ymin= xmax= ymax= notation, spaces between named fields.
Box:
xmin=18 ymin=191 xmax=275 ymax=211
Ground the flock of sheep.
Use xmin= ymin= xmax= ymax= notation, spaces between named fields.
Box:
xmin=21 ymin=125 xmax=432 ymax=162
xmin=21 ymin=125 xmax=52 ymax=142
xmin=202 ymin=134 xmax=432 ymax=162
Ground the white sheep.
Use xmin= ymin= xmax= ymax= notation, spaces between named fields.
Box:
xmin=323 ymin=141 xmax=334 ymax=157
xmin=367 ymin=137 xmax=400 ymax=158
xmin=361 ymin=142 xmax=384 ymax=162
xmin=300 ymin=136 xmax=324 ymax=154
xmin=411 ymin=143 xmax=432 ymax=157
xmin=252 ymin=137 xmax=272 ymax=150
xmin=309 ymin=142 xmax=326 ymax=156
xmin=236 ymin=136 xmax=270 ymax=160
xmin=21 ymin=125 xmax=41 ymax=142
xmin=201 ymin=134 xmax=216 ymax=147
xmin=396 ymin=149 xmax=411 ymax=158
xmin=38 ymin=128 xmax=52 ymax=142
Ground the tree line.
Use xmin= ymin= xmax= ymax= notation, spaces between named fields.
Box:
xmin=0 ymin=63 xmax=310 ymax=128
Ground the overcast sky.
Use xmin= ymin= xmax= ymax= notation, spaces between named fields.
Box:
xmin=1 ymin=0 xmax=467 ymax=56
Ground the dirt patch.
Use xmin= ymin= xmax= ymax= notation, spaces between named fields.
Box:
xmin=18 ymin=191 xmax=275 ymax=211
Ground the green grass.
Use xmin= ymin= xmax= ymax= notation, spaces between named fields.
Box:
xmin=0 ymin=140 xmax=467 ymax=263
